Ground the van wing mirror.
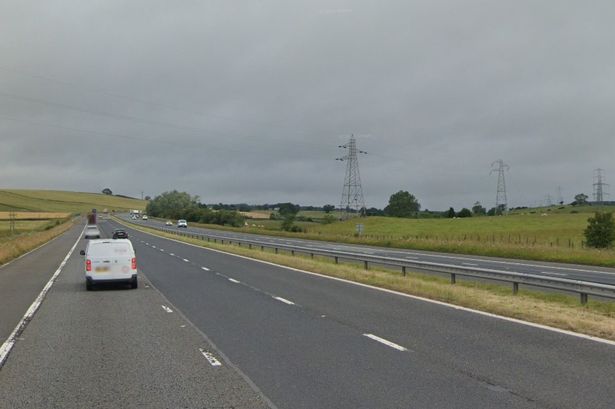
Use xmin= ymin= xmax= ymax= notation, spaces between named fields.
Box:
xmin=79 ymin=250 xmax=85 ymax=256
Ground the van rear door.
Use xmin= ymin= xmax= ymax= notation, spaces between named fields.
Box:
xmin=88 ymin=241 xmax=134 ymax=276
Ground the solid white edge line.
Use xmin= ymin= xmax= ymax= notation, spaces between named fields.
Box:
xmin=199 ymin=348 xmax=222 ymax=367
xmin=117 ymin=220 xmax=615 ymax=347
xmin=273 ymin=296 xmax=295 ymax=305
xmin=0 ymin=223 xmax=85 ymax=368
xmin=363 ymin=333 xmax=408 ymax=351
xmin=228 ymin=278 xmax=240 ymax=284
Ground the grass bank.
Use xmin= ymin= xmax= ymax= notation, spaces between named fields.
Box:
xmin=118 ymin=218 xmax=615 ymax=342
xmin=0 ymin=217 xmax=76 ymax=266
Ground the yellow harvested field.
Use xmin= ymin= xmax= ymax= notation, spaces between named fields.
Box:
xmin=0 ymin=211 xmax=70 ymax=220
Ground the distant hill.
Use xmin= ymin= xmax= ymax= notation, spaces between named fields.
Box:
xmin=0 ymin=189 xmax=146 ymax=213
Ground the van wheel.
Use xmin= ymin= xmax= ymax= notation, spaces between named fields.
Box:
xmin=130 ymin=277 xmax=138 ymax=289
xmin=86 ymin=281 xmax=93 ymax=291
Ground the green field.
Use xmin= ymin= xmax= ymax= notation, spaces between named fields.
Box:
xmin=216 ymin=205 xmax=615 ymax=267
xmin=0 ymin=189 xmax=146 ymax=213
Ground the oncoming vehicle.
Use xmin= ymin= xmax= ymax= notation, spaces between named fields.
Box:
xmin=84 ymin=225 xmax=101 ymax=239
xmin=142 ymin=215 xmax=148 ymax=220
xmin=165 ymin=220 xmax=173 ymax=226
xmin=80 ymin=239 xmax=137 ymax=290
xmin=177 ymin=219 xmax=188 ymax=228
xmin=112 ymin=229 xmax=128 ymax=239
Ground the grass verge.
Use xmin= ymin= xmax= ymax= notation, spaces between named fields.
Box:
xmin=0 ymin=218 xmax=76 ymax=266
xmin=117 ymin=218 xmax=615 ymax=342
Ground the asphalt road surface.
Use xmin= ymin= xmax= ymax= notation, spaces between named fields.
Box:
xmin=2 ymin=219 xmax=615 ymax=408
xmin=124 ymin=215 xmax=615 ymax=286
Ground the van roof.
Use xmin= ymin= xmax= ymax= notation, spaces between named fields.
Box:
xmin=86 ymin=239 xmax=134 ymax=256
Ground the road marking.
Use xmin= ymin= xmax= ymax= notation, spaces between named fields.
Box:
xmin=160 ymin=249 xmax=164 ymax=252
xmin=462 ymin=262 xmax=478 ymax=266
xmin=273 ymin=296 xmax=295 ymax=305
xmin=161 ymin=305 xmax=173 ymax=313
xmin=199 ymin=348 xmax=222 ymax=366
xmin=1 ymin=224 xmax=85 ymax=368
xmin=405 ymin=256 xmax=418 ymax=260
xmin=228 ymin=278 xmax=240 ymax=284
xmin=145 ymin=243 xmax=149 ymax=245
xmin=183 ymin=258 xmax=190 ymax=262
xmin=363 ymin=334 xmax=408 ymax=351
xmin=152 ymin=245 xmax=156 ymax=249
xmin=541 ymin=271 xmax=568 ymax=276
xmin=201 ymin=266 xmax=210 ymax=271
xmin=170 ymin=253 xmax=175 ymax=256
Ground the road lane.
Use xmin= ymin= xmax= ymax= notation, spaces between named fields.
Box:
xmin=0 ymin=223 xmax=271 ymax=409
xmin=111 ymin=219 xmax=615 ymax=409
xmin=125 ymin=216 xmax=615 ymax=285
xmin=0 ymin=222 xmax=83 ymax=343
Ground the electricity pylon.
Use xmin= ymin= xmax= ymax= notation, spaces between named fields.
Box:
xmin=337 ymin=135 xmax=367 ymax=219
xmin=490 ymin=159 xmax=510 ymax=212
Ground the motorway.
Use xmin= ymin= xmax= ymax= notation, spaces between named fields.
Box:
xmin=1 ymin=219 xmax=615 ymax=408
xmin=124 ymin=215 xmax=615 ymax=285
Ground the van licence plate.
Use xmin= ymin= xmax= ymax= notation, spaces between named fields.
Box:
xmin=95 ymin=266 xmax=109 ymax=272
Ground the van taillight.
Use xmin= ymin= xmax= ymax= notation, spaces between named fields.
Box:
xmin=86 ymin=259 xmax=92 ymax=272
xmin=131 ymin=257 xmax=137 ymax=270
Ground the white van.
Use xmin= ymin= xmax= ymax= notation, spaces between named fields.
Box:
xmin=81 ymin=239 xmax=137 ymax=290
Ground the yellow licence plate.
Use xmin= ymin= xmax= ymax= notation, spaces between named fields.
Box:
xmin=95 ymin=266 xmax=109 ymax=272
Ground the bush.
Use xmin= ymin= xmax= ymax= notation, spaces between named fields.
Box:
xmin=584 ymin=212 xmax=615 ymax=248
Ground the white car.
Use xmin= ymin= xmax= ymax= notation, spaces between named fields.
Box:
xmin=165 ymin=220 xmax=173 ymax=226
xmin=177 ymin=219 xmax=188 ymax=228
xmin=81 ymin=239 xmax=137 ymax=290
xmin=84 ymin=225 xmax=101 ymax=239
xmin=142 ymin=215 xmax=148 ymax=220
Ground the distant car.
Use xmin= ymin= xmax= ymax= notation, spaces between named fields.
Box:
xmin=142 ymin=215 xmax=148 ymax=220
xmin=81 ymin=239 xmax=137 ymax=290
xmin=112 ymin=229 xmax=128 ymax=239
xmin=177 ymin=219 xmax=188 ymax=228
xmin=165 ymin=220 xmax=173 ymax=226
xmin=84 ymin=225 xmax=101 ymax=239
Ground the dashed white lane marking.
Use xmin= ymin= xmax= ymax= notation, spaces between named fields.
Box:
xmin=273 ymin=296 xmax=295 ymax=305
xmin=199 ymin=348 xmax=222 ymax=366
xmin=160 ymin=249 xmax=164 ymax=252
xmin=541 ymin=271 xmax=568 ymax=276
xmin=161 ymin=305 xmax=173 ymax=313
xmin=228 ymin=278 xmax=240 ymax=284
xmin=201 ymin=266 xmax=210 ymax=271
xmin=183 ymin=258 xmax=190 ymax=262
xmin=363 ymin=334 xmax=408 ymax=352
xmin=170 ymin=253 xmax=175 ymax=256
xmin=145 ymin=243 xmax=149 ymax=245
xmin=462 ymin=262 xmax=478 ymax=266
xmin=152 ymin=245 xmax=156 ymax=249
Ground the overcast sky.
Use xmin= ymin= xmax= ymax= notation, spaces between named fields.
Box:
xmin=1 ymin=1 xmax=614 ymax=210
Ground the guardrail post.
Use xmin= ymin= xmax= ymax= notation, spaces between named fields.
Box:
xmin=580 ymin=293 xmax=588 ymax=305
xmin=513 ymin=282 xmax=519 ymax=295
xmin=364 ymin=260 xmax=369 ymax=270
xmin=291 ymin=250 xmax=295 ymax=256
xmin=310 ymin=253 xmax=314 ymax=259
xmin=261 ymin=245 xmax=264 ymax=251
xmin=402 ymin=266 xmax=407 ymax=276
xmin=334 ymin=256 xmax=339 ymax=264
xmin=275 ymin=248 xmax=278 ymax=254
xmin=249 ymin=243 xmax=252 ymax=249
xmin=450 ymin=273 xmax=456 ymax=284
xmin=238 ymin=242 xmax=241 ymax=247
xmin=207 ymin=237 xmax=210 ymax=242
